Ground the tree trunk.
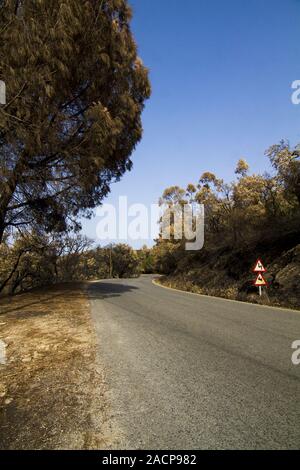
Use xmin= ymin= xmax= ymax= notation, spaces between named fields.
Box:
xmin=0 ymin=156 xmax=28 ymax=245
xmin=0 ymin=220 xmax=6 ymax=246
xmin=0 ymin=250 xmax=25 ymax=294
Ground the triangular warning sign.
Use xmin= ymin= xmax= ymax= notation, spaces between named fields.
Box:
xmin=253 ymin=258 xmax=266 ymax=273
xmin=254 ymin=273 xmax=268 ymax=287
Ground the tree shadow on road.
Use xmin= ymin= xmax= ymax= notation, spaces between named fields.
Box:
xmin=87 ymin=281 xmax=139 ymax=300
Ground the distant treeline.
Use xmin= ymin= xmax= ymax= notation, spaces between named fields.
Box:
xmin=0 ymin=234 xmax=147 ymax=295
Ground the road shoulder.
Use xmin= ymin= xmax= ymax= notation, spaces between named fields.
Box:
xmin=152 ymin=278 xmax=300 ymax=313
xmin=0 ymin=283 xmax=111 ymax=449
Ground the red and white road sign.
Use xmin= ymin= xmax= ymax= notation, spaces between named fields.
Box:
xmin=253 ymin=258 xmax=266 ymax=273
xmin=254 ymin=273 xmax=268 ymax=287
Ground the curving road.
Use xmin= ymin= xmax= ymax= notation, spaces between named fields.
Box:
xmin=88 ymin=275 xmax=300 ymax=450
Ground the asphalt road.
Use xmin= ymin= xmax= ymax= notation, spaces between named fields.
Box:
xmin=88 ymin=275 xmax=300 ymax=450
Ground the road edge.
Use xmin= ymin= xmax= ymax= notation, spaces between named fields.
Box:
xmin=152 ymin=279 xmax=300 ymax=314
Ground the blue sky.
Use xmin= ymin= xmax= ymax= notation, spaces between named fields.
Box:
xmin=82 ymin=0 xmax=300 ymax=247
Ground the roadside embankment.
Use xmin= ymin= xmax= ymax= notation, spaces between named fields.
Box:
xmin=0 ymin=283 xmax=113 ymax=449
xmin=157 ymin=242 xmax=300 ymax=310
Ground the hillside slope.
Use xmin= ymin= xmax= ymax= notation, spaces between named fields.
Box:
xmin=159 ymin=232 xmax=300 ymax=310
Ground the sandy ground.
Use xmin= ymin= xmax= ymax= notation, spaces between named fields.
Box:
xmin=0 ymin=283 xmax=118 ymax=450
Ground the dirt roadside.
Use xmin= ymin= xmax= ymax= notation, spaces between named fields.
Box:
xmin=0 ymin=283 xmax=120 ymax=450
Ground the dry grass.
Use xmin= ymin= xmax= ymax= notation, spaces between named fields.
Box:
xmin=0 ymin=283 xmax=117 ymax=450
xmin=159 ymin=244 xmax=300 ymax=310
xmin=158 ymin=276 xmax=300 ymax=310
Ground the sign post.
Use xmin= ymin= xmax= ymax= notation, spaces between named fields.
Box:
xmin=253 ymin=259 xmax=267 ymax=297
